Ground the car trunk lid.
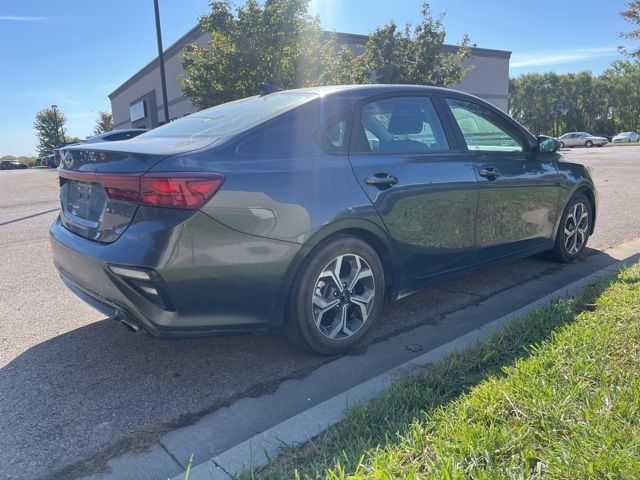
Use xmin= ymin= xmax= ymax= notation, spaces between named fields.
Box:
xmin=58 ymin=137 xmax=218 ymax=243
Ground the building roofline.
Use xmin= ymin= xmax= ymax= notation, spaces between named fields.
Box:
xmin=109 ymin=24 xmax=511 ymax=100
xmin=109 ymin=23 xmax=203 ymax=99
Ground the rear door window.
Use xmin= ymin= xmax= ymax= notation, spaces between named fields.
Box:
xmin=351 ymin=96 xmax=449 ymax=154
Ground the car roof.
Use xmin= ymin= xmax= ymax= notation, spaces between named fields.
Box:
xmin=277 ymin=84 xmax=485 ymax=100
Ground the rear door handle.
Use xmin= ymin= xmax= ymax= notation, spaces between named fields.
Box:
xmin=479 ymin=167 xmax=501 ymax=179
xmin=365 ymin=173 xmax=398 ymax=187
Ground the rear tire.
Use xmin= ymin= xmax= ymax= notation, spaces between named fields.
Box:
xmin=585 ymin=140 xmax=593 ymax=148
xmin=547 ymin=193 xmax=592 ymax=263
xmin=284 ymin=235 xmax=384 ymax=355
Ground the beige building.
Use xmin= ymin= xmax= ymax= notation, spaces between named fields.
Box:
xmin=109 ymin=25 xmax=511 ymax=129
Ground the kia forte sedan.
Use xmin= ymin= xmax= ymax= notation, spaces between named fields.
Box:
xmin=50 ymin=85 xmax=596 ymax=354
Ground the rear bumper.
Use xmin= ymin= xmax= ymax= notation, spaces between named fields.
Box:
xmin=49 ymin=209 xmax=306 ymax=337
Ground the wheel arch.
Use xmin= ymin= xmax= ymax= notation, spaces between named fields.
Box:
xmin=574 ymin=184 xmax=597 ymax=235
xmin=270 ymin=219 xmax=405 ymax=327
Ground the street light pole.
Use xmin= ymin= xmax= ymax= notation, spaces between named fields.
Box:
xmin=154 ymin=0 xmax=170 ymax=125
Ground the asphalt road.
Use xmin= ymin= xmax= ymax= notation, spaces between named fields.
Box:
xmin=1 ymin=145 xmax=639 ymax=480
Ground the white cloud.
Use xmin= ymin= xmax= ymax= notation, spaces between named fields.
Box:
xmin=510 ymin=47 xmax=619 ymax=69
xmin=24 ymin=90 xmax=83 ymax=107
xmin=0 ymin=15 xmax=67 ymax=24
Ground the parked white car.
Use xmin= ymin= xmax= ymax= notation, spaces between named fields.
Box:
xmin=612 ymin=131 xmax=640 ymax=143
xmin=558 ymin=132 xmax=608 ymax=148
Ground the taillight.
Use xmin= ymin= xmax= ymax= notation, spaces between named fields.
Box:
xmin=58 ymin=170 xmax=225 ymax=210
xmin=98 ymin=173 xmax=141 ymax=203
xmin=139 ymin=173 xmax=225 ymax=209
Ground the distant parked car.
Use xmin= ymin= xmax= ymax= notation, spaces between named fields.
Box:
xmin=84 ymin=129 xmax=149 ymax=144
xmin=612 ymin=131 xmax=640 ymax=143
xmin=44 ymin=155 xmax=57 ymax=168
xmin=0 ymin=160 xmax=28 ymax=170
xmin=557 ymin=132 xmax=608 ymax=148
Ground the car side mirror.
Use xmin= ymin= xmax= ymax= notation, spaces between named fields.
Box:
xmin=537 ymin=135 xmax=560 ymax=153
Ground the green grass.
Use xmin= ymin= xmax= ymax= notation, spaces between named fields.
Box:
xmin=240 ymin=263 xmax=640 ymax=479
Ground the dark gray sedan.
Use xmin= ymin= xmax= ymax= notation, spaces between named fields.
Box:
xmin=50 ymin=85 xmax=596 ymax=354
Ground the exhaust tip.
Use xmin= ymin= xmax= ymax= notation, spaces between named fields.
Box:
xmin=119 ymin=318 xmax=140 ymax=334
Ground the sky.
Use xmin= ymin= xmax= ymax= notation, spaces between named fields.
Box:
xmin=0 ymin=0 xmax=635 ymax=156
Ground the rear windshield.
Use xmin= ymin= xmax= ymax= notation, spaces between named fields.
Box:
xmin=140 ymin=93 xmax=316 ymax=139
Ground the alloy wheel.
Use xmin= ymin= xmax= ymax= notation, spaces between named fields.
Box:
xmin=311 ymin=254 xmax=375 ymax=340
xmin=564 ymin=202 xmax=589 ymax=255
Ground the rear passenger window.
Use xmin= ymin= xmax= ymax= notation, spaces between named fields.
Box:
xmin=351 ymin=96 xmax=449 ymax=154
xmin=446 ymin=99 xmax=524 ymax=152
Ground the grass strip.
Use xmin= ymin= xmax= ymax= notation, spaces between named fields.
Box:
xmin=240 ymin=263 xmax=640 ymax=479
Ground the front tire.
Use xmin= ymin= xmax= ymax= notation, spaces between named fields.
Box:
xmin=285 ymin=235 xmax=384 ymax=355
xmin=585 ymin=140 xmax=593 ymax=148
xmin=559 ymin=141 xmax=565 ymax=148
xmin=548 ymin=193 xmax=592 ymax=263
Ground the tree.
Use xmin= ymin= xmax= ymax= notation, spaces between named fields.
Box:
xmin=509 ymin=72 xmax=561 ymax=136
xmin=33 ymin=107 xmax=67 ymax=156
xmin=602 ymin=60 xmax=640 ymax=132
xmin=182 ymin=1 xmax=473 ymax=109
xmin=362 ymin=4 xmax=472 ymax=86
xmin=509 ymin=71 xmax=612 ymax=136
xmin=182 ymin=0 xmax=335 ymax=109
xmin=93 ymin=111 xmax=114 ymax=135
xmin=620 ymin=0 xmax=640 ymax=58
xmin=322 ymin=44 xmax=370 ymax=85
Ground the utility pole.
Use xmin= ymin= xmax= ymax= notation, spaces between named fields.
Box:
xmin=154 ymin=0 xmax=170 ymax=125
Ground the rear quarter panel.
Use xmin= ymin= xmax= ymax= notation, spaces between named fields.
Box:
xmin=150 ymin=98 xmax=408 ymax=300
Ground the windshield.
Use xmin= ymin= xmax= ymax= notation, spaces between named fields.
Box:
xmin=140 ymin=93 xmax=316 ymax=139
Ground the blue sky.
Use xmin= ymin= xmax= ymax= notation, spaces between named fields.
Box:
xmin=0 ymin=0 xmax=635 ymax=155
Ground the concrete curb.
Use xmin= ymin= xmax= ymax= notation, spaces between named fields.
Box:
xmin=173 ymin=252 xmax=639 ymax=480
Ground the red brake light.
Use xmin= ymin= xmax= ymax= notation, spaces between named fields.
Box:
xmin=139 ymin=173 xmax=225 ymax=209
xmin=98 ymin=174 xmax=141 ymax=203
xmin=58 ymin=170 xmax=225 ymax=210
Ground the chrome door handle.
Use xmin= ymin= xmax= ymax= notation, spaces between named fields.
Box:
xmin=479 ymin=167 xmax=501 ymax=178
xmin=365 ymin=174 xmax=398 ymax=186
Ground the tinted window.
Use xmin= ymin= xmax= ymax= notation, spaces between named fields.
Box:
xmin=352 ymin=96 xmax=449 ymax=154
xmin=236 ymin=125 xmax=297 ymax=157
xmin=141 ymin=93 xmax=315 ymax=139
xmin=446 ymin=99 xmax=523 ymax=152
xmin=326 ymin=119 xmax=348 ymax=148
xmin=106 ymin=131 xmax=139 ymax=141
xmin=315 ymin=116 xmax=350 ymax=154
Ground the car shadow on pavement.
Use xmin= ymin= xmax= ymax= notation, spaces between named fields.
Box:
xmin=0 ymin=250 xmax=606 ymax=479
xmin=0 ymin=316 xmax=323 ymax=479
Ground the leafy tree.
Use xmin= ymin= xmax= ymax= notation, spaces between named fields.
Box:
xmin=182 ymin=0 xmax=335 ymax=109
xmin=510 ymin=71 xmax=616 ymax=136
xmin=509 ymin=72 xmax=560 ymax=136
xmin=620 ymin=0 xmax=640 ymax=58
xmin=93 ymin=111 xmax=114 ymax=135
xmin=322 ymin=43 xmax=370 ymax=85
xmin=363 ymin=4 xmax=472 ymax=86
xmin=182 ymin=1 xmax=472 ymax=109
xmin=602 ymin=60 xmax=640 ymax=132
xmin=33 ymin=107 xmax=67 ymax=156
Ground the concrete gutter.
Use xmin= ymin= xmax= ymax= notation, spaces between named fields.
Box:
xmin=171 ymin=242 xmax=640 ymax=480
